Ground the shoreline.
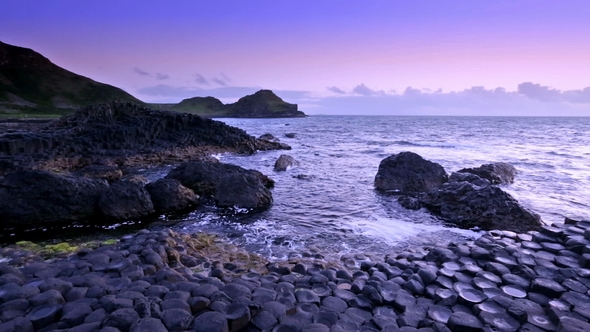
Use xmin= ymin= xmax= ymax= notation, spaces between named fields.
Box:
xmin=1 ymin=218 xmax=589 ymax=331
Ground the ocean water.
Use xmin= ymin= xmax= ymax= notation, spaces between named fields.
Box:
xmin=165 ymin=116 xmax=590 ymax=261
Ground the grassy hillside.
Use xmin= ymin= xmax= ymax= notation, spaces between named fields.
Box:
xmin=0 ymin=41 xmax=142 ymax=117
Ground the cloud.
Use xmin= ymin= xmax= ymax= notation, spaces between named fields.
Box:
xmin=211 ymin=77 xmax=227 ymax=86
xmin=155 ymin=73 xmax=169 ymax=80
xmin=517 ymin=82 xmax=561 ymax=102
xmin=353 ymin=83 xmax=380 ymax=96
xmin=219 ymin=73 xmax=232 ymax=83
xmin=327 ymin=86 xmax=346 ymax=94
xmin=133 ymin=67 xmax=151 ymax=77
xmin=194 ymin=73 xmax=209 ymax=85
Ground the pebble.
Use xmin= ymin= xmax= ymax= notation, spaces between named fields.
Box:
xmin=1 ymin=220 xmax=590 ymax=331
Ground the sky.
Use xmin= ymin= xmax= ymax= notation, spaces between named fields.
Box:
xmin=2 ymin=0 xmax=590 ymax=115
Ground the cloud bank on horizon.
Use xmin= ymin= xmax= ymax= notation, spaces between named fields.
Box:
xmin=1 ymin=0 xmax=589 ymax=115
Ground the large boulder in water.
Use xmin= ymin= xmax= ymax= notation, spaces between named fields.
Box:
xmin=166 ymin=161 xmax=274 ymax=210
xmin=215 ymin=173 xmax=273 ymax=210
xmin=0 ymin=170 xmax=108 ymax=229
xmin=374 ymin=152 xmax=448 ymax=193
xmin=274 ymin=154 xmax=299 ymax=172
xmin=419 ymin=181 xmax=542 ymax=233
xmin=145 ymin=179 xmax=199 ymax=213
xmin=98 ymin=180 xmax=154 ymax=220
xmin=457 ymin=162 xmax=517 ymax=185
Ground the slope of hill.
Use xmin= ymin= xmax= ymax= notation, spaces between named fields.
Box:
xmin=171 ymin=90 xmax=306 ymax=118
xmin=0 ymin=41 xmax=142 ymax=117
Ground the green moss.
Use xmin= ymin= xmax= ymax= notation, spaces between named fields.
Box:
xmin=102 ymin=239 xmax=118 ymax=245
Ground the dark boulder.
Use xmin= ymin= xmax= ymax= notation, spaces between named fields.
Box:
xmin=374 ymin=152 xmax=448 ymax=193
xmin=285 ymin=133 xmax=297 ymax=138
xmin=0 ymin=170 xmax=108 ymax=230
xmin=419 ymin=181 xmax=542 ymax=233
xmin=166 ymin=161 xmax=274 ymax=211
xmin=98 ymin=180 xmax=154 ymax=219
xmin=457 ymin=162 xmax=517 ymax=185
xmin=215 ymin=173 xmax=273 ymax=210
xmin=166 ymin=161 xmax=274 ymax=195
xmin=274 ymin=155 xmax=299 ymax=172
xmin=145 ymin=179 xmax=199 ymax=213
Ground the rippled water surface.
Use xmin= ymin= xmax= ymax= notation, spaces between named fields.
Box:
xmin=164 ymin=116 xmax=590 ymax=260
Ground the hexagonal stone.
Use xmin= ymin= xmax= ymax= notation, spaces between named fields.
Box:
xmin=557 ymin=316 xmax=590 ymax=332
xmin=161 ymin=308 xmax=194 ymax=331
xmin=103 ymin=308 xmax=140 ymax=331
xmin=130 ymin=317 xmax=168 ymax=332
xmin=295 ymin=288 xmax=320 ymax=304
xmin=479 ymin=311 xmax=520 ymax=331
xmin=321 ymin=296 xmax=348 ymax=313
xmin=25 ymin=304 xmax=62 ymax=330
xmin=427 ymin=305 xmax=453 ymax=324
xmin=225 ymin=302 xmax=251 ymax=331
xmin=447 ymin=311 xmax=483 ymax=331
xmin=501 ymin=285 xmax=527 ymax=299
xmin=458 ymin=288 xmax=488 ymax=306
xmin=531 ymin=278 xmax=566 ymax=298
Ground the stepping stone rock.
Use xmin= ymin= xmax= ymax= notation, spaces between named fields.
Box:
xmin=458 ymin=288 xmax=487 ymax=306
xmin=192 ymin=311 xmax=229 ymax=332
xmin=479 ymin=311 xmax=520 ymax=331
xmin=25 ymin=304 xmax=62 ymax=330
xmin=557 ymin=316 xmax=590 ymax=332
xmin=161 ymin=308 xmax=194 ymax=331
xmin=321 ymin=296 xmax=348 ymax=313
xmin=130 ymin=317 xmax=168 ymax=332
xmin=225 ymin=302 xmax=251 ymax=331
xmin=531 ymin=278 xmax=566 ymax=298
xmin=447 ymin=311 xmax=483 ymax=332
xmin=103 ymin=308 xmax=140 ymax=331
xmin=501 ymin=285 xmax=527 ymax=299
xmin=252 ymin=310 xmax=278 ymax=331
xmin=427 ymin=305 xmax=453 ymax=324
xmin=295 ymin=288 xmax=320 ymax=304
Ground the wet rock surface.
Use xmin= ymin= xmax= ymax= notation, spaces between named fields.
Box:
xmin=374 ymin=151 xmax=448 ymax=193
xmin=274 ymin=154 xmax=299 ymax=172
xmin=1 ymin=218 xmax=589 ymax=331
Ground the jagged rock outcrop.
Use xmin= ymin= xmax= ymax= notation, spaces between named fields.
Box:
xmin=145 ymin=179 xmax=199 ymax=213
xmin=377 ymin=153 xmax=542 ymax=233
xmin=0 ymin=170 xmax=108 ymax=229
xmin=171 ymin=90 xmax=306 ymax=118
xmin=419 ymin=180 xmax=542 ymax=233
xmin=457 ymin=162 xmax=517 ymax=184
xmin=98 ymin=180 xmax=155 ymax=220
xmin=166 ymin=161 xmax=274 ymax=211
xmin=374 ymin=152 xmax=448 ymax=193
xmin=0 ymin=102 xmax=290 ymax=174
xmin=274 ymin=154 xmax=299 ymax=172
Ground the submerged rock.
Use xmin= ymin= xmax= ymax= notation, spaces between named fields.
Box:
xmin=374 ymin=151 xmax=448 ymax=193
xmin=274 ymin=154 xmax=299 ymax=172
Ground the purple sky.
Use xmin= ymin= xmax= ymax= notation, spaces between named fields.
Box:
xmin=2 ymin=0 xmax=590 ymax=115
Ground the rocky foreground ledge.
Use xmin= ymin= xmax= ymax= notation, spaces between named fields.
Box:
xmin=2 ymin=219 xmax=590 ymax=332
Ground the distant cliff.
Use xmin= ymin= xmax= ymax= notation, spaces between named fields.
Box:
xmin=171 ymin=90 xmax=307 ymax=118
xmin=0 ymin=41 xmax=142 ymax=116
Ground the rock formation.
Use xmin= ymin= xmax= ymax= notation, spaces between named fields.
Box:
xmin=0 ymin=102 xmax=290 ymax=174
xmin=374 ymin=151 xmax=449 ymax=193
xmin=166 ymin=161 xmax=275 ymax=211
xmin=145 ymin=179 xmax=199 ymax=213
xmin=274 ymin=154 xmax=299 ymax=172
xmin=457 ymin=162 xmax=517 ymax=185
xmin=375 ymin=152 xmax=542 ymax=233
xmin=171 ymin=90 xmax=306 ymax=118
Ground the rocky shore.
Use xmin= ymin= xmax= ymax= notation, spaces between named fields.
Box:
xmin=1 ymin=217 xmax=590 ymax=331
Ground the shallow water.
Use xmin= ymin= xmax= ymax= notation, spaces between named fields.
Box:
xmin=158 ymin=116 xmax=590 ymax=261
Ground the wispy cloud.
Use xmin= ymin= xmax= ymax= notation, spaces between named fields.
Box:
xmin=353 ymin=83 xmax=384 ymax=96
xmin=194 ymin=73 xmax=209 ymax=85
xmin=155 ymin=73 xmax=169 ymax=80
xmin=211 ymin=77 xmax=227 ymax=86
xmin=327 ymin=86 xmax=346 ymax=94
xmin=133 ymin=67 xmax=151 ymax=77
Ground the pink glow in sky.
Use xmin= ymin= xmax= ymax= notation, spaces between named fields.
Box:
xmin=2 ymin=0 xmax=590 ymax=115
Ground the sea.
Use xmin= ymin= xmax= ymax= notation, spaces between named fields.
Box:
xmin=147 ymin=116 xmax=590 ymax=262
